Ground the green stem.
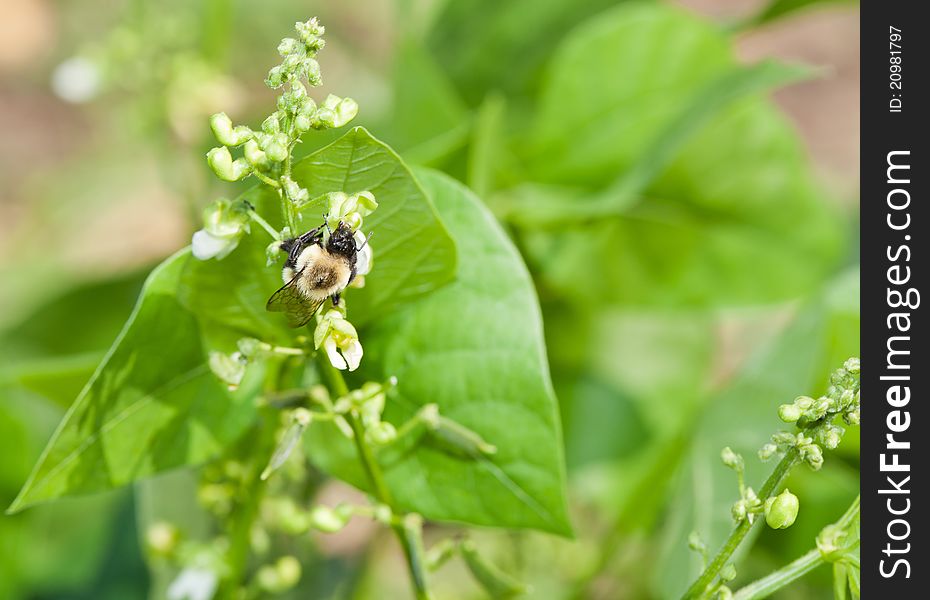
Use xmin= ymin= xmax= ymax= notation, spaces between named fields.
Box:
xmin=732 ymin=549 xmax=822 ymax=600
xmin=681 ymin=448 xmax=800 ymax=599
xmin=320 ymin=359 xmax=432 ymax=600
xmin=247 ymin=209 xmax=280 ymax=239
xmin=732 ymin=495 xmax=860 ymax=600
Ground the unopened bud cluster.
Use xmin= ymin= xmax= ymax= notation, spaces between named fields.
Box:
xmin=760 ymin=358 xmax=860 ymax=470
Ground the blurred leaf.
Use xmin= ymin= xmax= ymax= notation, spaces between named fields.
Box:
xmin=427 ymin=0 xmax=626 ymax=104
xmin=384 ymin=40 xmax=471 ymax=164
xmin=654 ymin=269 xmax=860 ymax=597
xmin=737 ymin=0 xmax=858 ymax=30
xmin=308 ymin=169 xmax=571 ymax=534
xmin=503 ymin=60 xmax=813 ymax=225
xmin=1 ymin=353 xmax=102 ymax=409
xmin=516 ymin=3 xmax=843 ymax=307
xmin=9 ymin=253 xmax=259 ymax=512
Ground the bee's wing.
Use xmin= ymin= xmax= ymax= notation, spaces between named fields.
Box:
xmin=266 ymin=271 xmax=325 ymax=328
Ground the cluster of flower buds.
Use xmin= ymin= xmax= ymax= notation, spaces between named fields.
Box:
xmin=759 ymin=358 xmax=859 ymax=470
xmin=203 ymin=18 xmax=357 ymax=188
xmin=314 ymin=307 xmax=363 ymax=371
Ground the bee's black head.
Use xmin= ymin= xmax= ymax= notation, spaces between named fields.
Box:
xmin=326 ymin=222 xmax=357 ymax=259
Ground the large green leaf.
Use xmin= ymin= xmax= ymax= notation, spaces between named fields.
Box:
xmin=515 ymin=3 xmax=843 ymax=307
xmin=8 ymin=252 xmax=258 ymax=512
xmin=290 ymin=127 xmax=457 ymax=325
xmin=308 ymin=169 xmax=571 ymax=535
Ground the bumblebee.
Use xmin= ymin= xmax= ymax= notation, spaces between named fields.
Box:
xmin=266 ymin=221 xmax=369 ymax=327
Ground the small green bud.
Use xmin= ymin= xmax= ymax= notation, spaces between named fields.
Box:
xmin=243 ymin=139 xmax=268 ymax=167
xmin=817 ymin=424 xmax=844 ymax=450
xmin=265 ymin=65 xmax=286 ymax=88
xmin=844 ymin=357 xmax=860 ymax=375
xmin=278 ymin=37 xmax=303 ymax=57
xmin=817 ymin=524 xmax=851 ymax=561
xmin=308 ymin=504 xmax=352 ymax=533
xmin=844 ymin=408 xmax=860 ymax=426
xmin=795 ymin=395 xmax=814 ymax=410
xmin=145 ymin=521 xmax=180 ymax=556
xmin=758 ymin=443 xmax=778 ymax=461
xmin=764 ymin=489 xmax=799 ymax=529
xmin=425 ymin=412 xmax=497 ymax=458
xmin=778 ymin=403 xmax=802 ymax=423
xmin=688 ymin=531 xmax=707 ymax=554
xmin=261 ymin=114 xmax=282 ymax=134
xmin=276 ymin=556 xmax=302 ymax=590
xmin=800 ymin=443 xmax=824 ymax=470
xmin=207 ymin=146 xmax=250 ymax=181
xmin=282 ymin=176 xmax=310 ymax=205
xmin=716 ymin=586 xmax=733 ymax=600
xmin=266 ymin=241 xmax=283 ymax=266
xmin=209 ymin=113 xmax=252 ymax=146
xmin=720 ymin=447 xmax=743 ymax=471
xmin=208 ymin=351 xmax=246 ymax=390
xmin=312 ymin=107 xmax=336 ymax=129
xmin=720 ymin=564 xmax=737 ymax=582
xmin=294 ymin=113 xmax=312 ymax=132
xmin=366 ymin=421 xmax=397 ymax=446
xmin=731 ymin=501 xmax=747 ymax=523
xmin=236 ymin=337 xmax=265 ymax=358
xmin=303 ymin=57 xmax=322 ymax=86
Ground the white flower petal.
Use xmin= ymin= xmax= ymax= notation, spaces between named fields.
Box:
xmin=167 ymin=567 xmax=218 ymax=600
xmin=324 ymin=338 xmax=348 ymax=370
xmin=51 ymin=57 xmax=101 ymax=104
xmin=192 ymin=230 xmax=228 ymax=260
xmin=343 ymin=340 xmax=363 ymax=371
xmin=353 ymin=231 xmax=373 ymax=275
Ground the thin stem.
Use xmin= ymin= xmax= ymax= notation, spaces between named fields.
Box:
xmin=253 ymin=170 xmax=281 ymax=188
xmin=732 ymin=495 xmax=860 ymax=600
xmin=732 ymin=549 xmax=822 ymax=600
xmin=247 ymin=209 xmax=280 ymax=239
xmin=319 ymin=358 xmax=432 ymax=600
xmin=681 ymin=448 xmax=800 ymax=599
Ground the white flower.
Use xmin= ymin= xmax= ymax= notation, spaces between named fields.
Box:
xmin=167 ymin=567 xmax=218 ymax=600
xmin=191 ymin=198 xmax=250 ymax=261
xmin=354 ymin=230 xmax=373 ymax=276
xmin=51 ymin=57 xmax=100 ymax=103
xmin=192 ymin=229 xmax=238 ymax=260
xmin=314 ymin=310 xmax=363 ymax=371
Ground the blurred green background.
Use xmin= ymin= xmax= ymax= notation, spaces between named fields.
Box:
xmin=0 ymin=0 xmax=858 ymax=598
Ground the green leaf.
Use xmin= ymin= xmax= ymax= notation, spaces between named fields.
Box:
xmin=8 ymin=252 xmax=259 ymax=512
xmin=426 ymin=0 xmax=624 ymax=104
xmin=290 ymin=127 xmax=457 ymax=325
xmin=308 ymin=169 xmax=571 ymax=535
xmin=515 ymin=3 xmax=843 ymax=307
xmin=737 ymin=0 xmax=858 ymax=31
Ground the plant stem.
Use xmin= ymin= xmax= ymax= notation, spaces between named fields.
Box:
xmin=320 ymin=359 xmax=432 ymax=600
xmin=681 ymin=448 xmax=800 ymax=599
xmin=247 ymin=208 xmax=280 ymax=239
xmin=732 ymin=495 xmax=860 ymax=600
xmin=732 ymin=549 xmax=821 ymax=600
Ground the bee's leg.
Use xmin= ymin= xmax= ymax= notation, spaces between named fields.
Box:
xmin=331 ymin=292 xmax=342 ymax=307
xmin=297 ymin=225 xmax=323 ymax=245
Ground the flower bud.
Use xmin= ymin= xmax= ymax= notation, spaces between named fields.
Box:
xmin=794 ymin=395 xmax=814 ymax=410
xmin=262 ymin=132 xmax=289 ymax=163
xmin=278 ymin=37 xmax=303 ymax=57
xmin=261 ymin=114 xmax=282 ymax=134
xmin=265 ymin=65 xmax=286 ymax=88
xmin=720 ymin=447 xmax=743 ymax=471
xmin=308 ymin=504 xmax=352 ymax=533
xmin=243 ymin=139 xmax=268 ymax=167
xmin=817 ymin=424 xmax=844 ymax=450
xmin=282 ymin=176 xmax=310 ymax=205
xmin=208 ymin=351 xmax=246 ymax=390
xmin=209 ymin=113 xmax=251 ymax=146
xmin=207 ymin=146 xmax=250 ymax=181
xmin=303 ymin=57 xmax=322 ymax=86
xmin=720 ymin=564 xmax=737 ymax=582
xmin=844 ymin=357 xmax=860 ymax=375
xmin=146 ymin=521 xmax=180 ymax=556
xmin=427 ymin=414 xmax=497 ymax=458
xmin=764 ymin=489 xmax=799 ymax=529
xmin=758 ymin=443 xmax=778 ymax=461
xmin=777 ymin=403 xmax=802 ymax=423
xmin=366 ymin=421 xmax=397 ymax=446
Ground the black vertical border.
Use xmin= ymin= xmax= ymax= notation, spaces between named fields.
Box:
xmin=861 ymin=1 xmax=924 ymax=595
